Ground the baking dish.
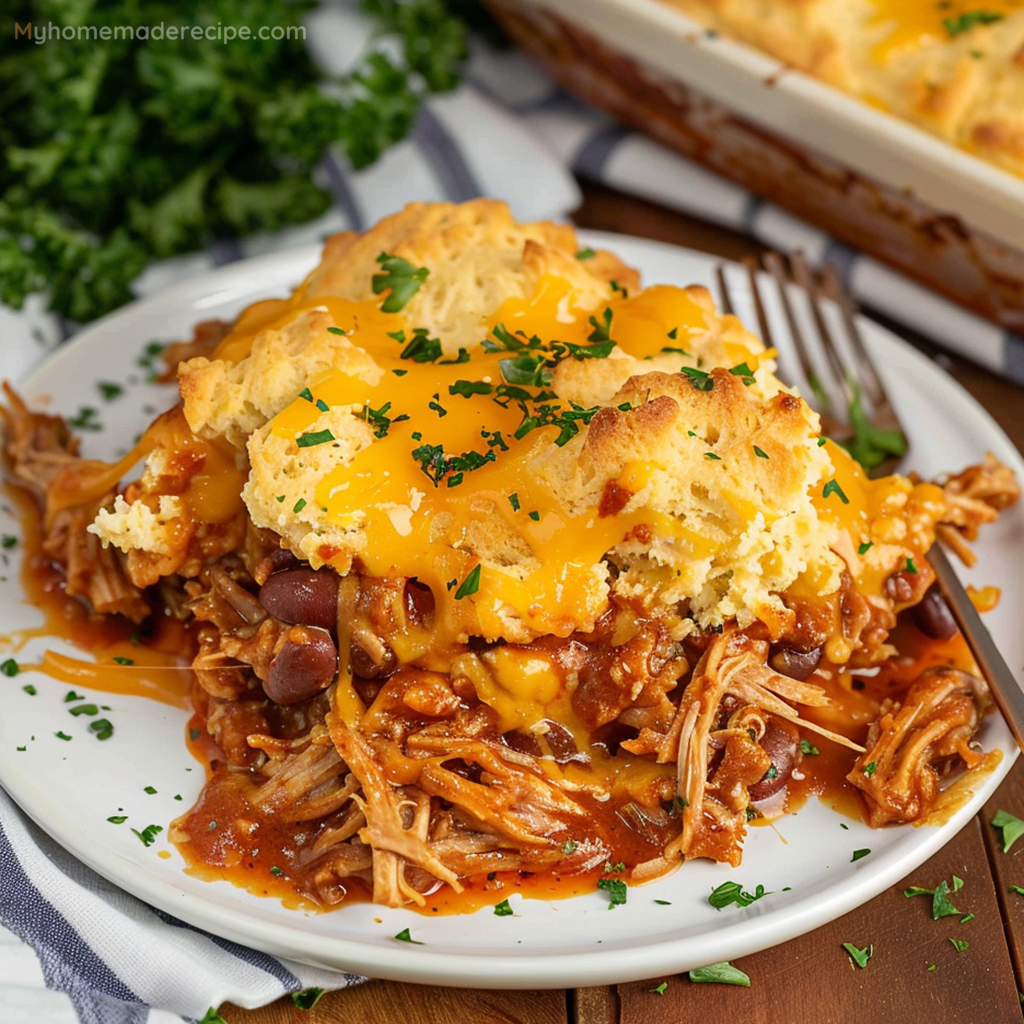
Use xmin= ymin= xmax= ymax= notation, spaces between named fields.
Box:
xmin=485 ymin=0 xmax=1024 ymax=332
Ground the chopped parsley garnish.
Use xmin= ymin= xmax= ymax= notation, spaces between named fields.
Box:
xmin=704 ymin=452 xmax=722 ymax=461
xmin=326 ymin=326 xmax=347 ymax=337
xmin=527 ymin=510 xmax=540 ymax=521
xmin=587 ymin=307 xmax=614 ymax=344
xmin=372 ymin=252 xmax=430 ymax=313
xmin=55 ymin=731 xmax=72 ymax=741
xmin=992 ymin=809 xmax=1024 ymax=852
xmin=753 ymin=446 xmax=769 ymax=459
xmin=1 ymin=535 xmax=16 ymax=549
xmin=112 ymin=656 xmax=133 ymax=666
xmin=296 ymin=429 xmax=335 ymax=448
xmin=199 ymin=1010 xmax=230 ymax=1024
xmin=822 ymin=479 xmax=849 ymax=504
xmin=440 ymin=348 xmax=471 ymax=365
xmin=858 ymin=541 xmax=874 ymax=555
xmin=862 ymin=761 xmax=877 ymax=776
xmin=1 ymin=658 xmax=19 ymax=677
xmin=903 ymin=877 xmax=962 ymax=919
xmin=493 ymin=899 xmax=514 ymax=917
xmin=269 ymin=866 xmax=284 ymax=876
xmin=411 ymin=443 xmax=496 ymax=488
xmin=393 ymin=927 xmax=423 ymax=943
xmin=449 ymin=379 xmax=494 ymax=398
xmin=316 ymin=398 xmax=329 ymax=413
xmin=106 ymin=815 xmax=128 ymax=824
xmin=69 ymin=703 xmax=100 ymax=716
xmin=681 ymin=366 xmax=713 ymax=391
xmin=708 ymin=880 xmax=770 ymax=910
xmin=144 ymin=785 xmax=157 ymax=794
xmin=688 ymin=962 xmax=750 ymax=986
xmin=64 ymin=691 xmax=84 ymax=702
xmin=291 ymin=988 xmax=325 ymax=1010
xmin=596 ymin=877 xmax=627 ymax=908
xmin=728 ymin=361 xmax=756 ymax=385
xmin=563 ymin=838 xmax=577 ymax=854
xmin=649 ymin=982 xmax=668 ymax=995
xmin=800 ymin=739 xmax=819 ymax=755
xmin=905 ymin=556 xmax=918 ymax=574
xmin=949 ymin=938 xmax=970 ymax=953
xmin=454 ymin=564 xmax=481 ymax=600
xmin=22 ymin=684 xmax=36 ymax=696
xmin=131 ymin=824 xmax=163 ymax=847
xmin=69 ymin=406 xmax=102 ymax=431
xmin=362 ymin=400 xmax=401 ymax=439
xmin=97 ymin=381 xmax=123 ymax=401
xmin=654 ymin=899 xmax=672 ymax=905
xmin=513 ymin=400 xmax=599 ymax=447
xmin=1009 ymin=885 xmax=1024 ymax=896
xmin=399 ymin=328 xmax=443 ymax=363
xmin=428 ymin=397 xmax=447 ymax=417
xmin=842 ymin=942 xmax=873 ymax=968
xmin=298 ymin=387 xmax=314 ymax=402
xmin=90 ymin=719 xmax=114 ymax=740
xmin=944 ymin=11 xmax=1003 ymax=36
xmin=851 ymin=849 xmax=871 ymax=862
xmin=575 ymin=247 xmax=596 ymax=260
xmin=293 ymin=498 xmax=307 ymax=514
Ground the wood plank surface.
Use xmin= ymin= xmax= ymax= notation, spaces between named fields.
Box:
xmin=221 ymin=983 xmax=567 ymax=1024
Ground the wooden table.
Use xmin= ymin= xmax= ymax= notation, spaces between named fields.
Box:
xmin=221 ymin=184 xmax=1024 ymax=1024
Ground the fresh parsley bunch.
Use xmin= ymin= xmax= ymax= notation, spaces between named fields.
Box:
xmin=0 ymin=0 xmax=468 ymax=322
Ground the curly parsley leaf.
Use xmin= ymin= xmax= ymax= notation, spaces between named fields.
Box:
xmin=0 ymin=2 xmax=468 ymax=322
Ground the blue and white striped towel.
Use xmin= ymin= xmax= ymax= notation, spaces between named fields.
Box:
xmin=5 ymin=4 xmax=1024 ymax=1023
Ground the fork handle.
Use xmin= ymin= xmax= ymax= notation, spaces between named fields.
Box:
xmin=928 ymin=542 xmax=1024 ymax=755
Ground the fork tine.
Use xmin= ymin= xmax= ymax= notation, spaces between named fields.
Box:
xmin=758 ymin=252 xmax=834 ymax=417
xmin=818 ymin=264 xmax=903 ymax=436
xmin=787 ymin=252 xmax=857 ymax=416
xmin=714 ymin=265 xmax=735 ymax=316
xmin=717 ymin=250 xmax=907 ymax=477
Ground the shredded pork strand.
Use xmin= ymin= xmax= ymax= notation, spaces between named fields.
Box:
xmin=847 ymin=668 xmax=991 ymax=827
xmin=936 ymin=453 xmax=1022 ymax=566
xmin=661 ymin=630 xmax=863 ymax=866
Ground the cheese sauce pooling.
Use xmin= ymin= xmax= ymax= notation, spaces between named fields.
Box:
xmin=869 ymin=0 xmax=1023 ymax=60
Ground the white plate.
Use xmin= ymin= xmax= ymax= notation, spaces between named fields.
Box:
xmin=1 ymin=233 xmax=1022 ymax=989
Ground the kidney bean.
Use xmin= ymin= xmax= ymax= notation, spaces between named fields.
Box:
xmin=258 ymin=567 xmax=339 ymax=632
xmin=912 ymin=584 xmax=959 ymax=640
xmin=749 ymin=717 xmax=800 ymax=802
xmin=265 ymin=626 xmax=338 ymax=705
xmin=769 ymin=645 xmax=823 ymax=681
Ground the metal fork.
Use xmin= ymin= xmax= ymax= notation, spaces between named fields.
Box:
xmin=715 ymin=251 xmax=1024 ymax=754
